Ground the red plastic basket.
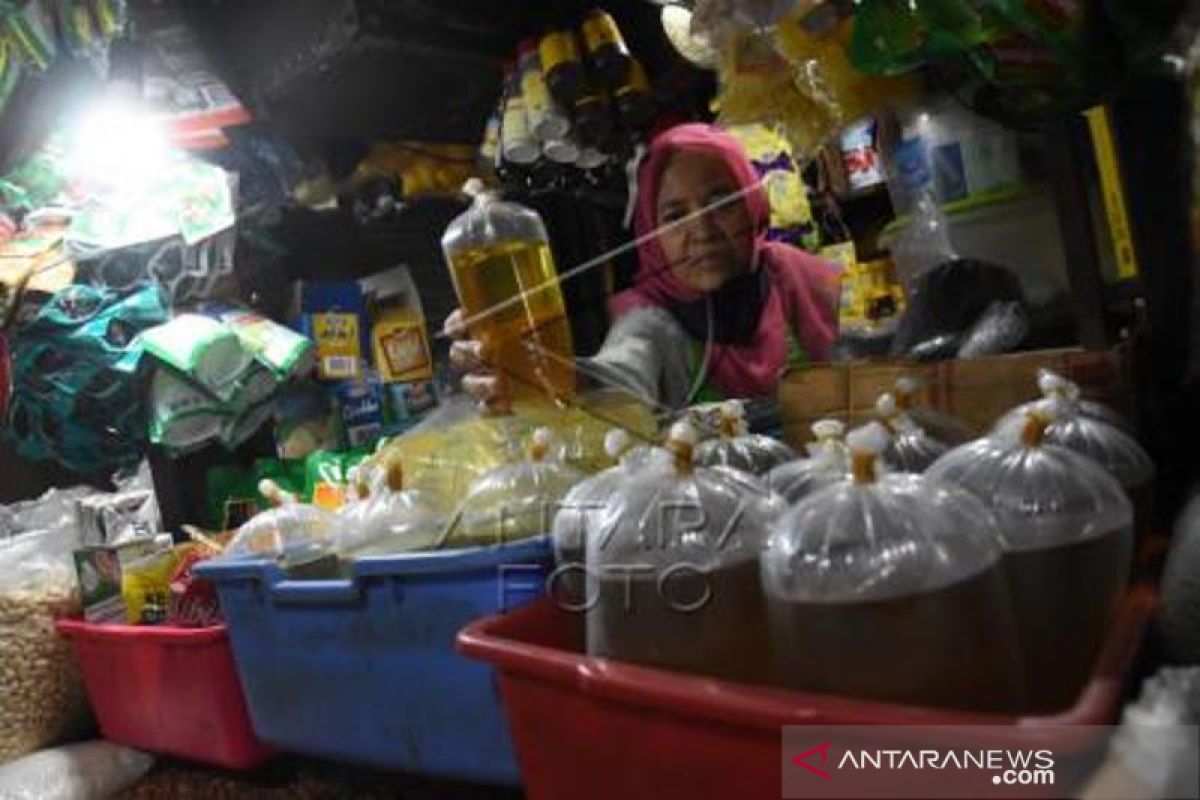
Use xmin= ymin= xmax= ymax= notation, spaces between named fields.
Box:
xmin=458 ymin=586 xmax=1156 ymax=800
xmin=56 ymin=620 xmax=274 ymax=769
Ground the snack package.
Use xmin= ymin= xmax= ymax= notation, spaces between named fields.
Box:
xmin=120 ymin=536 xmax=182 ymax=624
xmin=167 ymin=540 xmax=225 ymax=627
xmin=147 ymin=367 xmax=229 ymax=454
xmin=140 ymin=314 xmax=252 ymax=402
xmin=199 ymin=303 xmax=315 ymax=380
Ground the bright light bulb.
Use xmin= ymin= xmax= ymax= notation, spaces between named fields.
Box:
xmin=65 ymin=94 xmax=172 ymax=190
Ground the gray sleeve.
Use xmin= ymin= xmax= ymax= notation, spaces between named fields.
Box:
xmin=579 ymin=307 xmax=696 ymax=411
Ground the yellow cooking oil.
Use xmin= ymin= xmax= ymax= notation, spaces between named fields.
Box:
xmin=448 ymin=237 xmax=575 ymax=401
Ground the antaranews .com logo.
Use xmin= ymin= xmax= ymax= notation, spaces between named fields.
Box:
xmin=780 ymin=725 xmax=1106 ymax=800
xmin=792 ymin=740 xmax=1055 ymax=787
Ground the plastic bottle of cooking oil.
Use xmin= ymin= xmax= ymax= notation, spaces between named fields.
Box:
xmin=441 ymin=180 xmax=575 ymax=404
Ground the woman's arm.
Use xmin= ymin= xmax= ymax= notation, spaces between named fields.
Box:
xmin=582 ymin=306 xmax=696 ymax=411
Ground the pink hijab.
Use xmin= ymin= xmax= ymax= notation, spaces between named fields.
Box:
xmin=609 ymin=123 xmax=839 ymax=399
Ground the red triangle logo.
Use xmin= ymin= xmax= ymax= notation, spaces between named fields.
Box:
xmin=792 ymin=741 xmax=833 ymax=780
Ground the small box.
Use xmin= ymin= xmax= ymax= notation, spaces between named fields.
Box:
xmin=73 ymin=539 xmax=160 ymax=624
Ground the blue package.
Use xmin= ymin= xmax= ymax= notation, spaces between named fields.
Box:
xmin=333 ymin=373 xmax=385 ymax=448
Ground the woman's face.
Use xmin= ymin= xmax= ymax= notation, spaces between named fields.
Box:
xmin=654 ymin=150 xmax=755 ymax=293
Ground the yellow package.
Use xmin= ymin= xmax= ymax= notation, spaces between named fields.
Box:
xmin=312 ymin=312 xmax=362 ymax=381
xmin=121 ymin=541 xmax=187 ymax=625
xmin=373 ymin=306 xmax=433 ymax=384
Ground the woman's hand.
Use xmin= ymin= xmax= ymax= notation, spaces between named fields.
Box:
xmin=444 ymin=308 xmax=511 ymax=414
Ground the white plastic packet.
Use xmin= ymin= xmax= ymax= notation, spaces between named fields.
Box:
xmin=0 ymin=741 xmax=153 ymax=799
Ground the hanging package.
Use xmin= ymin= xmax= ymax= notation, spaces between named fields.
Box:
xmin=140 ymin=314 xmax=253 ymax=402
xmin=5 ymin=282 xmax=168 ymax=472
xmin=762 ymin=422 xmax=1022 ymax=710
xmin=927 ymin=408 xmax=1134 ymax=712
xmin=586 ymin=422 xmax=781 ymax=684
xmin=693 ymin=400 xmax=796 ymax=476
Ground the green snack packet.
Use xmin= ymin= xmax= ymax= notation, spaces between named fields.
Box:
xmin=229 ymin=363 xmax=278 ymax=415
xmin=252 ymin=458 xmax=306 ymax=506
xmin=223 ymin=398 xmax=275 ymax=450
xmin=140 ymin=314 xmax=253 ymax=401
xmin=200 ymin=304 xmax=315 ymax=380
xmin=204 ymin=464 xmax=258 ymax=531
xmin=147 ymin=367 xmax=229 ymax=453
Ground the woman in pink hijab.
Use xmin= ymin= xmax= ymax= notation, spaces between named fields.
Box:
xmin=448 ymin=122 xmax=839 ymax=410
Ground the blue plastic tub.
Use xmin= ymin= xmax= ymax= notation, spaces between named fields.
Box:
xmin=195 ymin=536 xmax=551 ymax=784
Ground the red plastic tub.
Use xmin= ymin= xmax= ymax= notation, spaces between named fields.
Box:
xmin=458 ymin=586 xmax=1156 ymax=800
xmin=56 ymin=620 xmax=274 ymax=769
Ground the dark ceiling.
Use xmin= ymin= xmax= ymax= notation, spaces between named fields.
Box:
xmin=180 ymin=0 xmax=685 ymax=144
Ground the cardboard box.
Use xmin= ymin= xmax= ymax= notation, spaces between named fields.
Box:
xmin=778 ymin=347 xmax=1130 ymax=450
xmin=73 ymin=538 xmax=160 ymax=624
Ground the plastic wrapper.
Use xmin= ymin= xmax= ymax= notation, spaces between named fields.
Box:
xmin=996 ymin=368 xmax=1134 ymax=434
xmin=586 ymin=421 xmax=781 ymax=684
xmin=875 ymin=392 xmax=952 ymax=473
xmin=890 ymin=258 xmax=1028 ymax=362
xmin=994 ymin=372 xmax=1153 ymax=529
xmin=0 ymin=503 xmax=91 ymax=761
xmin=551 ymin=430 xmax=670 ymax=607
xmin=0 ymin=741 xmax=153 ymax=799
xmin=218 ymin=482 xmax=339 ymax=576
xmin=369 ymin=391 xmax=656 ymax=513
xmin=334 ymin=460 xmax=447 ymax=556
xmin=693 ymin=400 xmax=796 ymax=476
xmin=765 ymin=419 xmax=849 ymax=505
xmin=448 ymin=428 xmax=586 ymax=549
xmin=1162 ymin=493 xmax=1200 ymax=663
xmin=927 ymin=409 xmax=1134 ymax=712
xmin=891 ymin=190 xmax=956 ymax=293
xmin=892 ymin=375 xmax=973 ymax=444
xmin=762 ymin=422 xmax=1021 ymax=709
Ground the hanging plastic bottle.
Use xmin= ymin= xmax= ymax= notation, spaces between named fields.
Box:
xmin=500 ymin=63 xmax=539 ymax=166
xmin=441 ymin=179 xmax=576 ymax=404
xmin=551 ymin=429 xmax=669 ymax=608
xmin=765 ymin=419 xmax=851 ymax=505
xmin=581 ymin=8 xmax=633 ymax=88
xmin=539 ymin=29 xmax=585 ymax=108
xmin=542 ymin=137 xmax=580 ymax=166
xmin=614 ymin=59 xmax=655 ymax=131
xmin=927 ymin=408 xmax=1134 ymax=712
xmin=518 ymin=39 xmax=571 ymax=141
xmin=586 ymin=421 xmax=780 ymax=684
xmin=694 ymin=400 xmax=797 ymax=476
xmin=875 ymin=392 xmax=952 ymax=473
xmin=762 ymin=422 xmax=1023 ymax=710
xmin=572 ymin=77 xmax=613 ymax=149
